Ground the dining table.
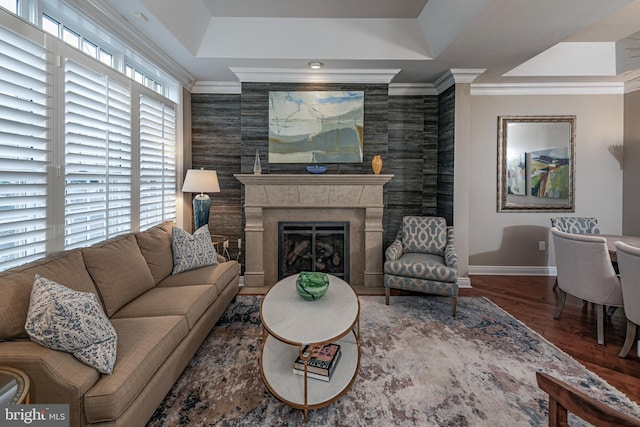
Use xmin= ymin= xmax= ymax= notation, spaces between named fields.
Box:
xmin=596 ymin=234 xmax=640 ymax=262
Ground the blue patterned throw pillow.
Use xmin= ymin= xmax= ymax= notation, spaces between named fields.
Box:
xmin=171 ymin=225 xmax=218 ymax=275
xmin=25 ymin=275 xmax=117 ymax=375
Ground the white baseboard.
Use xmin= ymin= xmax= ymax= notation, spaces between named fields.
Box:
xmin=457 ymin=277 xmax=472 ymax=288
xmin=468 ymin=265 xmax=557 ymax=276
xmin=239 ymin=275 xmax=244 ymax=286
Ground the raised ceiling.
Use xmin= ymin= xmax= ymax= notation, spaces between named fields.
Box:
xmin=105 ymin=0 xmax=640 ymax=90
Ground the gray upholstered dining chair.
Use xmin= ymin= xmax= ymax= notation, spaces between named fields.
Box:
xmin=550 ymin=217 xmax=600 ymax=235
xmin=550 ymin=227 xmax=624 ymax=345
xmin=614 ymin=241 xmax=640 ymax=358
xmin=550 ymin=217 xmax=601 ymax=291
xmin=383 ymin=216 xmax=459 ymax=316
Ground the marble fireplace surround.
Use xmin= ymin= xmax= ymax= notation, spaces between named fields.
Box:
xmin=235 ymin=174 xmax=393 ymax=289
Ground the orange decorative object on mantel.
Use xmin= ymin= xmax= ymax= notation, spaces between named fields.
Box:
xmin=371 ymin=155 xmax=383 ymax=174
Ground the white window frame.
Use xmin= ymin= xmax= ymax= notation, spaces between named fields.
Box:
xmin=0 ymin=7 xmax=182 ymax=268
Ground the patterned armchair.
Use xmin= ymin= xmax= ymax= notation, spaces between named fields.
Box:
xmin=550 ymin=217 xmax=600 ymax=235
xmin=384 ymin=216 xmax=459 ymax=316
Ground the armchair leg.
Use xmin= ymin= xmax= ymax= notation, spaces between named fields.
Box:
xmin=553 ymin=290 xmax=566 ymax=319
xmin=451 ymin=296 xmax=457 ymax=317
xmin=596 ymin=304 xmax=604 ymax=345
xmin=385 ymin=287 xmax=390 ymax=305
xmin=618 ymin=320 xmax=637 ymax=358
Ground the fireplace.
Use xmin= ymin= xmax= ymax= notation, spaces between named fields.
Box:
xmin=278 ymin=221 xmax=350 ymax=281
xmin=235 ymin=173 xmax=393 ymax=288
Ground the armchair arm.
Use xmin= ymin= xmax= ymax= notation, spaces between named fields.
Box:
xmin=536 ymin=371 xmax=640 ymax=426
xmin=444 ymin=226 xmax=458 ymax=270
xmin=385 ymin=239 xmax=403 ymax=262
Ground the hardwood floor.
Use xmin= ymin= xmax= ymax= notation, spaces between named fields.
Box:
xmin=462 ymin=275 xmax=640 ymax=405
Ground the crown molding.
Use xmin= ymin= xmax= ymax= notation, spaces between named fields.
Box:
xmin=388 ymin=83 xmax=438 ymax=96
xmin=191 ymin=81 xmax=242 ymax=94
xmin=470 ymin=82 xmax=625 ymax=95
xmin=434 ymin=68 xmax=486 ymax=93
xmin=229 ymin=67 xmax=401 ymax=84
xmin=70 ymin=0 xmax=196 ymax=88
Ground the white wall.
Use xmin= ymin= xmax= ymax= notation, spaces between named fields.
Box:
xmin=465 ymin=94 xmax=624 ymax=272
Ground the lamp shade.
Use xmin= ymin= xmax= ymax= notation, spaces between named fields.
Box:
xmin=182 ymin=169 xmax=220 ymax=194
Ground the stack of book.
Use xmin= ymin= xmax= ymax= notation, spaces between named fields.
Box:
xmin=292 ymin=343 xmax=341 ymax=382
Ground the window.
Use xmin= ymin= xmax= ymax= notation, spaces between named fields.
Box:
xmin=0 ymin=6 xmax=179 ymax=270
xmin=42 ymin=14 xmax=59 ymax=37
xmin=127 ymin=64 xmax=163 ymax=96
xmin=139 ymin=94 xmax=176 ymax=230
xmin=0 ymin=25 xmax=49 ymax=270
xmin=64 ymin=59 xmax=132 ymax=249
xmin=0 ymin=0 xmax=17 ymax=14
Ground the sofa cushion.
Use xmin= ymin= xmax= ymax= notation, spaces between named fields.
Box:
xmin=135 ymin=221 xmax=174 ymax=284
xmin=84 ymin=316 xmax=188 ymax=423
xmin=82 ymin=234 xmax=156 ymax=317
xmin=111 ymin=285 xmax=218 ymax=329
xmin=0 ymin=249 xmax=99 ymax=340
xmin=25 ymin=275 xmax=117 ymax=374
xmin=158 ymin=261 xmax=239 ymax=295
xmin=171 ymin=226 xmax=218 ymax=275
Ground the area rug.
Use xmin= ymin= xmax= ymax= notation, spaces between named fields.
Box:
xmin=147 ymin=296 xmax=640 ymax=426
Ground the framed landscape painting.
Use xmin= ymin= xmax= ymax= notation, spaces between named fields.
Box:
xmin=268 ymin=91 xmax=364 ymax=164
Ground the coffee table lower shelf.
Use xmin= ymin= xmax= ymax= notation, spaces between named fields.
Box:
xmin=260 ymin=331 xmax=359 ymax=411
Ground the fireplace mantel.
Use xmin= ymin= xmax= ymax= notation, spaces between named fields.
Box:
xmin=235 ymin=174 xmax=393 ymax=288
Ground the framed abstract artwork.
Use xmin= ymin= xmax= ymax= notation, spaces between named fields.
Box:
xmin=268 ymin=91 xmax=364 ymax=164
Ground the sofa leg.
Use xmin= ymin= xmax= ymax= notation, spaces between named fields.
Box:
xmin=385 ymin=287 xmax=390 ymax=305
xmin=451 ymin=296 xmax=457 ymax=317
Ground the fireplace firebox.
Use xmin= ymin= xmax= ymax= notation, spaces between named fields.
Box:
xmin=278 ymin=221 xmax=349 ymax=282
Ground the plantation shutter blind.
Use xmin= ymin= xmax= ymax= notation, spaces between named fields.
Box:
xmin=64 ymin=58 xmax=131 ymax=249
xmin=139 ymin=94 xmax=176 ymax=230
xmin=0 ymin=26 xmax=49 ymax=270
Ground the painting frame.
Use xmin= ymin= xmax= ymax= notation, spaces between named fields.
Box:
xmin=497 ymin=115 xmax=576 ymax=212
xmin=268 ymin=91 xmax=364 ymax=164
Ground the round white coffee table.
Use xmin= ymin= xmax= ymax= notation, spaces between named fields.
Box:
xmin=259 ymin=273 xmax=360 ymax=420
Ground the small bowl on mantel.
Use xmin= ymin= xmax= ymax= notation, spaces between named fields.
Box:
xmin=306 ymin=165 xmax=327 ymax=174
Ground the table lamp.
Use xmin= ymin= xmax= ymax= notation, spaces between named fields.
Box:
xmin=182 ymin=169 xmax=220 ymax=230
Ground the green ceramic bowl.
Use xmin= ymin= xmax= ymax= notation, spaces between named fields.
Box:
xmin=296 ymin=272 xmax=329 ymax=301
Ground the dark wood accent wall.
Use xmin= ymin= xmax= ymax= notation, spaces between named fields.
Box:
xmin=437 ymin=85 xmax=455 ymax=225
xmin=385 ymin=95 xmax=439 ymax=244
xmin=191 ymin=84 xmax=454 ymax=270
xmin=191 ymin=94 xmax=243 ymax=259
xmin=240 ymin=83 xmax=388 ymax=175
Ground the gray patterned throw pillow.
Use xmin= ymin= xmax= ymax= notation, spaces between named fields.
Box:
xmin=25 ymin=275 xmax=117 ymax=374
xmin=171 ymin=225 xmax=218 ymax=275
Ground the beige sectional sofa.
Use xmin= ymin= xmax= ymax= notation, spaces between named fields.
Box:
xmin=0 ymin=221 xmax=240 ymax=427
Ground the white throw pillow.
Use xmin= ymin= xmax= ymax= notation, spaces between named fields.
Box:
xmin=25 ymin=275 xmax=117 ymax=374
xmin=171 ymin=225 xmax=218 ymax=274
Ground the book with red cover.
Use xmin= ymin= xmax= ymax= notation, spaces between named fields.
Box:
xmin=293 ymin=343 xmax=341 ymax=377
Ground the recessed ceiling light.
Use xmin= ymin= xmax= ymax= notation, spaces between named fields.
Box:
xmin=309 ymin=62 xmax=323 ymax=70
xmin=133 ymin=12 xmax=149 ymax=23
